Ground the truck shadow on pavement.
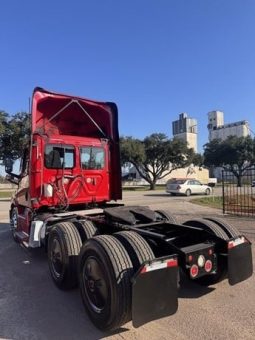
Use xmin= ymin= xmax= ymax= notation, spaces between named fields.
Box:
xmin=0 ymin=222 xmax=130 ymax=340
xmin=178 ymin=274 xmax=215 ymax=299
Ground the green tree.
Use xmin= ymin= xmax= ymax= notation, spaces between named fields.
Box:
xmin=120 ymin=133 xmax=196 ymax=190
xmin=204 ymin=136 xmax=255 ymax=187
xmin=0 ymin=111 xmax=31 ymax=161
xmin=0 ymin=111 xmax=8 ymax=137
xmin=0 ymin=110 xmax=9 ymax=161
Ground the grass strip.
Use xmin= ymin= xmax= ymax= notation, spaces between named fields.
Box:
xmin=190 ymin=196 xmax=223 ymax=209
xmin=0 ymin=191 xmax=12 ymax=198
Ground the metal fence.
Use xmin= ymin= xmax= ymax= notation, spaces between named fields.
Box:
xmin=222 ymin=167 xmax=255 ymax=217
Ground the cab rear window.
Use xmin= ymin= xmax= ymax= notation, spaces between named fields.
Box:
xmin=80 ymin=147 xmax=105 ymax=170
xmin=45 ymin=145 xmax=75 ymax=169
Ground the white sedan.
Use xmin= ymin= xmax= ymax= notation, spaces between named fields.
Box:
xmin=166 ymin=178 xmax=212 ymax=196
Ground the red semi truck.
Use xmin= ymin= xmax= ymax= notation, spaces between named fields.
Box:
xmin=5 ymin=87 xmax=253 ymax=331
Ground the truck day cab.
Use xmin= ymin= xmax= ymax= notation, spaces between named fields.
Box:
xmin=5 ymin=87 xmax=253 ymax=331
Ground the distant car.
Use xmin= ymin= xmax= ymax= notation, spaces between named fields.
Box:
xmin=252 ymin=180 xmax=255 ymax=187
xmin=166 ymin=178 xmax=212 ymax=196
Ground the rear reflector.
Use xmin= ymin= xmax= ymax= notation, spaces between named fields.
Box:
xmin=205 ymin=260 xmax=213 ymax=272
xmin=141 ymin=258 xmax=178 ymax=274
xmin=190 ymin=264 xmax=199 ymax=278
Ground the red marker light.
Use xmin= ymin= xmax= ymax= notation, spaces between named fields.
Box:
xmin=205 ymin=260 xmax=213 ymax=272
xmin=167 ymin=258 xmax=178 ymax=267
xmin=228 ymin=241 xmax=234 ymax=249
xmin=190 ymin=264 xmax=199 ymax=278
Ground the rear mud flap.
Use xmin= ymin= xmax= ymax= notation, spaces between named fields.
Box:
xmin=228 ymin=238 xmax=253 ymax=286
xmin=132 ymin=256 xmax=178 ymax=328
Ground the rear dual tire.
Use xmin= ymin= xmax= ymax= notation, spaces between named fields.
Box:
xmin=79 ymin=232 xmax=155 ymax=331
xmin=204 ymin=217 xmax=241 ymax=239
xmin=155 ymin=210 xmax=178 ymax=224
xmin=48 ymin=220 xmax=98 ymax=290
xmin=47 ymin=222 xmax=82 ymax=290
xmin=79 ymin=235 xmax=133 ymax=331
xmin=48 ymin=225 xmax=155 ymax=331
xmin=114 ymin=231 xmax=154 ymax=270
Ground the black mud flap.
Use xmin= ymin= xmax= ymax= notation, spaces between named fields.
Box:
xmin=132 ymin=256 xmax=178 ymax=328
xmin=228 ymin=237 xmax=253 ymax=286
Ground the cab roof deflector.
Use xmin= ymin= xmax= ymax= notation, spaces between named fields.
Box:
xmin=46 ymin=99 xmax=107 ymax=138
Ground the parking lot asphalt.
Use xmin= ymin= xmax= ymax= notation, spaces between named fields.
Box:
xmin=0 ymin=191 xmax=254 ymax=340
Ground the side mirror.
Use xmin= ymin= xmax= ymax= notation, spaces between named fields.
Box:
xmin=4 ymin=158 xmax=14 ymax=174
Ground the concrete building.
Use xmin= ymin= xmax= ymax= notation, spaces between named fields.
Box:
xmin=207 ymin=110 xmax=250 ymax=141
xmin=122 ymin=112 xmax=209 ymax=186
xmin=172 ymin=113 xmax=198 ymax=152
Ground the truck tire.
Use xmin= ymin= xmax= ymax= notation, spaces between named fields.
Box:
xmin=155 ymin=210 xmax=178 ymax=224
xmin=114 ymin=231 xmax=154 ymax=271
xmin=183 ymin=218 xmax=229 ymax=240
xmin=204 ymin=217 xmax=241 ymax=239
xmin=183 ymin=219 xmax=228 ymax=286
xmin=48 ymin=222 xmax=82 ymax=290
xmin=10 ymin=207 xmax=19 ymax=242
xmin=79 ymin=235 xmax=133 ymax=331
xmin=115 ymin=231 xmax=181 ymax=289
xmin=75 ymin=219 xmax=98 ymax=243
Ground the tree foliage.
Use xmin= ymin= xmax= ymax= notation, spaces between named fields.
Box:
xmin=204 ymin=136 xmax=255 ymax=186
xmin=120 ymin=133 xmax=197 ymax=189
xmin=0 ymin=111 xmax=31 ymax=161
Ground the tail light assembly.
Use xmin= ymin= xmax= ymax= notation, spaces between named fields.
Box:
xmin=183 ymin=243 xmax=216 ymax=279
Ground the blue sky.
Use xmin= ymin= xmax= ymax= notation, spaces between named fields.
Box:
xmin=1 ymin=0 xmax=255 ymax=152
